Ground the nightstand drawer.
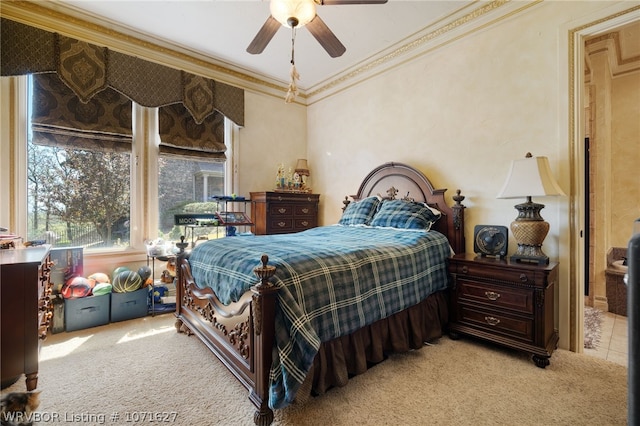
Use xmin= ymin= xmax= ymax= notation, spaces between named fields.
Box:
xmin=457 ymin=279 xmax=534 ymax=315
xmin=458 ymin=305 xmax=534 ymax=343
xmin=451 ymin=261 xmax=542 ymax=286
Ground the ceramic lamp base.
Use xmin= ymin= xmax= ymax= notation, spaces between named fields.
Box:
xmin=510 ymin=201 xmax=550 ymax=265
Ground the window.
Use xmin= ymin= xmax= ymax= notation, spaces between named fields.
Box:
xmin=157 ymin=156 xmax=225 ymax=242
xmin=22 ymin=74 xmax=233 ymax=253
xmin=27 ymin=74 xmax=133 ymax=250
xmin=27 ymin=141 xmax=131 ymax=249
xmin=156 ymin=104 xmax=230 ymax=245
xmin=3 ymin=19 xmax=243 ymax=260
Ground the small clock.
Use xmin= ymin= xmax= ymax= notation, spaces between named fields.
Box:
xmin=474 ymin=225 xmax=508 ymax=258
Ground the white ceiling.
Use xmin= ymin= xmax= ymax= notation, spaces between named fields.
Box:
xmin=56 ymin=0 xmax=475 ymax=90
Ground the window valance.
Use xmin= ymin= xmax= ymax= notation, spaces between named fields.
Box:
xmin=1 ymin=18 xmax=244 ymax=127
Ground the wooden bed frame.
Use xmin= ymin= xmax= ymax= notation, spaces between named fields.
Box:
xmin=174 ymin=162 xmax=466 ymax=425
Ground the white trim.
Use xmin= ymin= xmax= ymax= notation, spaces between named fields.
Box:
xmin=14 ymin=77 xmax=29 ymax=239
xmin=225 ymin=117 xmax=240 ymax=197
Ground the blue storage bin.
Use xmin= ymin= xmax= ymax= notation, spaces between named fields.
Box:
xmin=111 ymin=287 xmax=149 ymax=322
xmin=64 ymin=294 xmax=110 ymax=332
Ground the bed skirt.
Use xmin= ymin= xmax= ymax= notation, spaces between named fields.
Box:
xmin=296 ymin=290 xmax=449 ymax=401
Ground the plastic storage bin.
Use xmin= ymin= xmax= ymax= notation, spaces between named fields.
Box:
xmin=64 ymin=294 xmax=110 ymax=332
xmin=111 ymin=287 xmax=149 ymax=322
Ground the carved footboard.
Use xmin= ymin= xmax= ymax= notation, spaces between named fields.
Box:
xmin=174 ymin=244 xmax=278 ymax=426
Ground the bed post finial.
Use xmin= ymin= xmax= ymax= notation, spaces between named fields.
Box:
xmin=176 ymin=236 xmax=188 ymax=254
xmin=451 ymin=189 xmax=466 ymax=253
xmin=342 ymin=196 xmax=351 ymax=212
xmin=254 ymin=255 xmax=276 ymax=283
xmin=453 ymin=189 xmax=465 ymax=207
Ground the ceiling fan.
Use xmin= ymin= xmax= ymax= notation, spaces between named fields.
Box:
xmin=247 ymin=0 xmax=388 ymax=58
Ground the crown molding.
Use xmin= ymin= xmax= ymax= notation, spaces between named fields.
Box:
xmin=0 ymin=0 xmax=555 ymax=106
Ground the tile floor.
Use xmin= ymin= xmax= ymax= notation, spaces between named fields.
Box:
xmin=584 ymin=310 xmax=628 ymax=367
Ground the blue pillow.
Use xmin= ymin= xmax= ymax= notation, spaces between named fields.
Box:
xmin=339 ymin=196 xmax=381 ymax=226
xmin=369 ymin=199 xmax=441 ymax=230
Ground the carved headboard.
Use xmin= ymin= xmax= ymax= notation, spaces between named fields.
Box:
xmin=345 ymin=162 xmax=466 ymax=254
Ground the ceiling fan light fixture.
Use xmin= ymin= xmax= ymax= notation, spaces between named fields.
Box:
xmin=270 ymin=0 xmax=317 ymax=28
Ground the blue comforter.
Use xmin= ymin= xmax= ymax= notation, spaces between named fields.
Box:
xmin=188 ymin=225 xmax=451 ymax=409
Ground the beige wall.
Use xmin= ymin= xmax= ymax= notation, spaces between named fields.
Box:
xmin=587 ymin=34 xmax=640 ymax=310
xmin=238 ymin=91 xmax=307 ymax=197
xmin=307 ymin=1 xmax=579 ymax=252
xmin=611 ymin=73 xmax=640 ymax=247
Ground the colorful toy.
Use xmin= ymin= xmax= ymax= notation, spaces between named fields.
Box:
xmin=112 ymin=270 xmax=142 ymax=293
xmin=61 ymin=276 xmax=92 ymax=299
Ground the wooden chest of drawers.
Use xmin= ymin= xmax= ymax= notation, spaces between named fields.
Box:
xmin=1 ymin=245 xmax=53 ymax=390
xmin=250 ymin=192 xmax=319 ymax=235
xmin=448 ymin=253 xmax=559 ymax=368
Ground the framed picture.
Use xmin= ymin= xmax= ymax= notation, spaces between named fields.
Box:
xmin=215 ymin=211 xmax=252 ymax=225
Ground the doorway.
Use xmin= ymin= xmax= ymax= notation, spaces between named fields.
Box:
xmin=574 ymin=13 xmax=640 ymax=356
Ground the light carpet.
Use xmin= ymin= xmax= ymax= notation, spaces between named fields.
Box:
xmin=584 ymin=306 xmax=604 ymax=349
xmin=3 ymin=314 xmax=627 ymax=426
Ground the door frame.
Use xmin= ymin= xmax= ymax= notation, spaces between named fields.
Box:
xmin=566 ymin=5 xmax=640 ymax=352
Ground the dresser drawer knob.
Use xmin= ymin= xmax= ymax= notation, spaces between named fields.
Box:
xmin=519 ymin=273 xmax=528 ymax=282
xmin=485 ymin=316 xmax=501 ymax=326
xmin=278 ymin=208 xmax=287 ymax=214
xmin=301 ymin=221 xmax=309 ymax=227
xmin=461 ymin=266 xmax=468 ymax=274
xmin=277 ymin=222 xmax=286 ymax=228
xmin=301 ymin=208 xmax=309 ymax=214
xmin=485 ymin=291 xmax=501 ymax=301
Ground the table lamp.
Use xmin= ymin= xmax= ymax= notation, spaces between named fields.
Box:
xmin=295 ymin=159 xmax=310 ymax=189
xmin=497 ymin=152 xmax=565 ymax=264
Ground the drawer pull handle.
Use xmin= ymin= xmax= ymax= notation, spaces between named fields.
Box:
xmin=277 ymin=222 xmax=286 ymax=228
xmin=461 ymin=266 xmax=468 ymax=274
xmin=485 ymin=291 xmax=501 ymax=301
xmin=485 ymin=316 xmax=501 ymax=326
xmin=519 ymin=273 xmax=528 ymax=282
xmin=301 ymin=221 xmax=309 ymax=227
xmin=301 ymin=208 xmax=309 ymax=214
xmin=278 ymin=208 xmax=287 ymax=214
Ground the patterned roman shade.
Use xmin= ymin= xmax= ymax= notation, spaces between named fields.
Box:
xmin=31 ymin=73 xmax=133 ymax=152
xmin=159 ymin=104 xmax=226 ymax=160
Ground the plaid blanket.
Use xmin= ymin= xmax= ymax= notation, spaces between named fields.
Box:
xmin=188 ymin=225 xmax=451 ymax=409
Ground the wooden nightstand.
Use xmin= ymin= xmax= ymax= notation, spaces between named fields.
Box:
xmin=250 ymin=192 xmax=319 ymax=235
xmin=448 ymin=253 xmax=559 ymax=368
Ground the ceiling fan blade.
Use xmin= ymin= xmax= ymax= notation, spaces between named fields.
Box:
xmin=306 ymin=15 xmax=346 ymax=58
xmin=316 ymin=0 xmax=388 ymax=5
xmin=247 ymin=16 xmax=281 ymax=55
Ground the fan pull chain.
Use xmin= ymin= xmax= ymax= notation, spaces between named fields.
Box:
xmin=285 ymin=26 xmax=300 ymax=103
